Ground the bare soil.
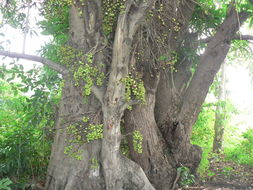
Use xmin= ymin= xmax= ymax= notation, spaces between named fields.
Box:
xmin=179 ymin=155 xmax=253 ymax=190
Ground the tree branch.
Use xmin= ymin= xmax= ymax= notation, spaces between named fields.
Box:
xmin=233 ymin=34 xmax=253 ymax=41
xmin=200 ymin=34 xmax=253 ymax=44
xmin=105 ymin=0 xmax=155 ymax=104
xmin=0 ymin=50 xmax=68 ymax=75
xmin=177 ymin=7 xmax=249 ymax=129
xmin=127 ymin=0 xmax=155 ymax=36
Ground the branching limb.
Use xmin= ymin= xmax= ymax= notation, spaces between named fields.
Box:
xmin=0 ymin=50 xmax=68 ymax=75
xmin=126 ymin=0 xmax=155 ymax=36
xmin=200 ymin=34 xmax=253 ymax=44
xmin=106 ymin=0 xmax=155 ymax=103
xmin=177 ymin=6 xmax=249 ymax=125
xmin=233 ymin=34 xmax=253 ymax=41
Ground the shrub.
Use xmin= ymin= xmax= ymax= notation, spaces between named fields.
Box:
xmin=225 ymin=128 xmax=253 ymax=166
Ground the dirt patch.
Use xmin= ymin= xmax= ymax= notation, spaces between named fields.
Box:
xmin=179 ymin=155 xmax=253 ymax=190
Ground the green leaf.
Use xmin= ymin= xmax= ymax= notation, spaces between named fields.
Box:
xmin=0 ymin=178 xmax=13 ymax=190
xmin=158 ymin=55 xmax=168 ymax=61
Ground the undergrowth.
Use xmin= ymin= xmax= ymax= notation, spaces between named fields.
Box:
xmin=191 ymin=102 xmax=253 ymax=180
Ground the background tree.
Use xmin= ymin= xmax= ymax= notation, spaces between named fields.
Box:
xmin=0 ymin=0 xmax=253 ymax=189
xmin=213 ymin=63 xmax=227 ymax=153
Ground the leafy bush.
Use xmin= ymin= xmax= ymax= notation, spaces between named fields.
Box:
xmin=191 ymin=105 xmax=215 ymax=147
xmin=0 ymin=178 xmax=12 ymax=190
xmin=225 ymin=128 xmax=253 ymax=166
xmin=177 ymin=166 xmax=195 ymax=187
xmin=0 ymin=66 xmax=60 ymax=186
xmin=191 ymin=100 xmax=238 ymax=176
xmin=191 ymin=105 xmax=215 ymax=176
xmin=0 ymin=82 xmax=51 ymax=185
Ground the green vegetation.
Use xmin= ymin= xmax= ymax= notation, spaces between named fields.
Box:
xmin=86 ymin=124 xmax=104 ymax=143
xmin=191 ymin=105 xmax=215 ymax=176
xmin=73 ymin=60 xmax=105 ymax=96
xmin=0 ymin=178 xmax=12 ymax=190
xmin=192 ymin=100 xmax=253 ymax=179
xmin=90 ymin=158 xmax=99 ymax=169
xmin=64 ymin=145 xmax=83 ymax=160
xmin=225 ymin=128 xmax=253 ymax=166
xmin=132 ymin=130 xmax=143 ymax=154
xmin=0 ymin=67 xmax=59 ymax=188
xmin=177 ymin=166 xmax=196 ymax=187
xmin=121 ymin=74 xmax=146 ymax=103
xmin=102 ymin=0 xmax=126 ymax=35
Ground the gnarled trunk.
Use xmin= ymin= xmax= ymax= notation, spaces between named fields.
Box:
xmin=0 ymin=0 xmax=251 ymax=190
xmin=45 ymin=76 xmax=104 ymax=190
xmin=124 ymin=73 xmax=176 ymax=190
xmin=46 ymin=3 xmax=105 ymax=189
xmin=45 ymin=2 xmax=249 ymax=190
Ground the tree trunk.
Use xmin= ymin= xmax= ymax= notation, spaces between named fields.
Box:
xmin=101 ymin=105 xmax=154 ymax=190
xmin=45 ymin=2 xmax=249 ymax=190
xmin=155 ymin=6 xmax=248 ymax=175
xmin=0 ymin=0 xmax=252 ymax=189
xmin=124 ymin=72 xmax=176 ymax=190
xmin=100 ymin=0 xmax=156 ymax=188
xmin=45 ymin=76 xmax=104 ymax=190
xmin=46 ymin=3 xmax=106 ymax=189
xmin=154 ymin=42 xmax=202 ymax=175
xmin=213 ymin=63 xmax=226 ymax=153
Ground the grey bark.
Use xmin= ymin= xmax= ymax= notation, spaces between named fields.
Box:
xmin=47 ymin=0 xmax=156 ymax=189
xmin=22 ymin=0 xmax=31 ymax=54
xmin=124 ymin=71 xmax=176 ymax=190
xmin=46 ymin=2 xmax=106 ymax=189
xmin=101 ymin=0 xmax=156 ymax=189
xmin=155 ymin=6 xmax=249 ymax=173
xmin=0 ymin=50 xmax=68 ymax=75
xmin=45 ymin=76 xmax=104 ymax=190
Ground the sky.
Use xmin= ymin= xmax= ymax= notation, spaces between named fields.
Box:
xmin=227 ymin=65 xmax=253 ymax=108
xmin=226 ymin=65 xmax=253 ymax=131
xmin=0 ymin=6 xmax=49 ymax=69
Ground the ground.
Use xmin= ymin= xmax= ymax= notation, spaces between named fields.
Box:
xmin=34 ymin=155 xmax=253 ymax=190
xmin=180 ymin=155 xmax=253 ymax=190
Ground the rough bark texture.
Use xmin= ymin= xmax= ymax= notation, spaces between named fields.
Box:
xmin=123 ymin=2 xmax=200 ymax=186
xmin=101 ymin=105 xmax=155 ymax=190
xmin=13 ymin=1 xmax=250 ymax=190
xmin=45 ymin=77 xmax=104 ymax=190
xmin=101 ymin=1 xmax=156 ymax=189
xmin=45 ymin=0 xmax=156 ymax=189
xmin=155 ymin=7 xmax=248 ymax=174
xmin=46 ymin=2 xmax=105 ymax=189
xmin=124 ymin=72 xmax=176 ymax=190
